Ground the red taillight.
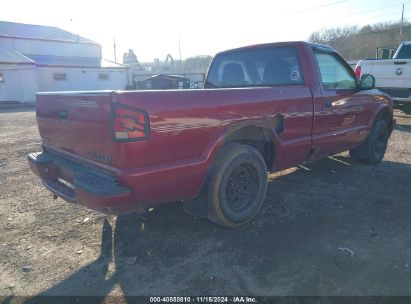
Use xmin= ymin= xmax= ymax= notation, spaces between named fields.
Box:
xmin=112 ymin=103 xmax=150 ymax=141
xmin=355 ymin=61 xmax=362 ymax=79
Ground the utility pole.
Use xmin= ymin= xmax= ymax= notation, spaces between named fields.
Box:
xmin=178 ymin=38 xmax=182 ymax=73
xmin=400 ymin=3 xmax=405 ymax=44
xmin=113 ymin=37 xmax=117 ymax=63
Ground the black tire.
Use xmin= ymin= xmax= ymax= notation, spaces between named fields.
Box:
xmin=349 ymin=119 xmax=389 ymax=165
xmin=207 ymin=143 xmax=268 ymax=228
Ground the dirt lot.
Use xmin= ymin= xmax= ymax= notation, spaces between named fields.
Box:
xmin=0 ymin=107 xmax=410 ymax=302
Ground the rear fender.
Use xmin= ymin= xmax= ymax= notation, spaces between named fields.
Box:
xmin=208 ymin=113 xmax=283 ymax=172
xmin=183 ymin=114 xmax=283 ymax=217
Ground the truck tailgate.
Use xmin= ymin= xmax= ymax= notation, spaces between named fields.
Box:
xmin=36 ymin=91 xmax=115 ymax=165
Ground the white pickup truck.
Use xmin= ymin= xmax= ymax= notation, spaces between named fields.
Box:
xmin=356 ymin=41 xmax=411 ymax=114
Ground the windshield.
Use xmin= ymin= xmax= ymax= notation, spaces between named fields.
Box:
xmin=205 ymin=46 xmax=304 ymax=88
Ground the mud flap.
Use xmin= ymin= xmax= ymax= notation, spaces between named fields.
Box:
xmin=182 ymin=179 xmax=211 ymax=217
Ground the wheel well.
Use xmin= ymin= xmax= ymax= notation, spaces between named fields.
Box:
xmin=223 ymin=126 xmax=276 ymax=170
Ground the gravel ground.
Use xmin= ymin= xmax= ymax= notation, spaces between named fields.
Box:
xmin=0 ymin=107 xmax=410 ymax=303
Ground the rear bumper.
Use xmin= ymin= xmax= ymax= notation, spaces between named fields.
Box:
xmin=28 ymin=151 xmax=137 ymax=214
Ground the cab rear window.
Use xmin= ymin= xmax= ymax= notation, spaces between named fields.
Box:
xmin=205 ymin=46 xmax=304 ymax=88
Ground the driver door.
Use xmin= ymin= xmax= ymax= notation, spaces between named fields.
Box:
xmin=312 ymin=48 xmax=368 ymax=156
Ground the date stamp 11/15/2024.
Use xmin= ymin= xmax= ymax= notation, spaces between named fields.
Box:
xmin=149 ymin=296 xmax=258 ymax=303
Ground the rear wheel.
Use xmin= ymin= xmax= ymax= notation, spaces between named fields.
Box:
xmin=208 ymin=143 xmax=268 ymax=228
xmin=350 ymin=119 xmax=389 ymax=165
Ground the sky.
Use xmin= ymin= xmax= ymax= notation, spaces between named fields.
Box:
xmin=1 ymin=0 xmax=410 ymax=62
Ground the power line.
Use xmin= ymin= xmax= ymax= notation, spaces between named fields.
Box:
xmin=345 ymin=9 xmax=411 ymax=25
xmin=281 ymin=0 xmax=349 ymax=16
xmin=312 ymin=11 xmax=411 ymax=32
xmin=335 ymin=2 xmax=407 ymax=20
xmin=321 ymin=1 xmax=411 ymax=23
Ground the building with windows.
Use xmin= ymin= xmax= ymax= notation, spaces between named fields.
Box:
xmin=0 ymin=21 xmax=128 ymax=104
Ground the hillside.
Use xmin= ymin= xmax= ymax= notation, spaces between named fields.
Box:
xmin=309 ymin=21 xmax=411 ymax=60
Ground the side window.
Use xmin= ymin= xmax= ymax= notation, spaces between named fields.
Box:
xmin=314 ymin=51 xmax=356 ymax=90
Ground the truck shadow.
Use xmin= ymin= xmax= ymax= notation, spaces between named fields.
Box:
xmin=21 ymin=155 xmax=411 ymax=301
xmin=20 ymin=219 xmax=115 ymax=303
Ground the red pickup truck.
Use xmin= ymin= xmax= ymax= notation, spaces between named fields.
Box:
xmin=28 ymin=41 xmax=395 ymax=227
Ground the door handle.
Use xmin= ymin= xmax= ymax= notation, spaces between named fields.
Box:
xmin=324 ymin=99 xmax=333 ymax=107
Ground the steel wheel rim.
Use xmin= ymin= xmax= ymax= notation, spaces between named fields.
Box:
xmin=224 ymin=163 xmax=259 ymax=212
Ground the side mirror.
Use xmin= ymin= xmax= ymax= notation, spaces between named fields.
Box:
xmin=359 ymin=74 xmax=375 ymax=90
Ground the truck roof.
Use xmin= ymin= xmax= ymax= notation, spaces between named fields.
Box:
xmin=216 ymin=41 xmax=334 ymax=55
